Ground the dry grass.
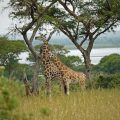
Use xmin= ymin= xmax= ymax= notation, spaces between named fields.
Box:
xmin=16 ymin=89 xmax=120 ymax=120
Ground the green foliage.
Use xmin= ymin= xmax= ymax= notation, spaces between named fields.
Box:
xmin=91 ymin=73 xmax=120 ymax=89
xmin=50 ymin=44 xmax=69 ymax=55
xmin=13 ymin=64 xmax=34 ymax=80
xmin=0 ymin=77 xmax=32 ymax=120
xmin=0 ymin=37 xmax=27 ymax=78
xmin=70 ymin=84 xmax=81 ymax=92
xmin=0 ymin=37 xmax=26 ymax=59
xmin=94 ymin=54 xmax=120 ymax=73
xmin=0 ymin=77 xmax=20 ymax=119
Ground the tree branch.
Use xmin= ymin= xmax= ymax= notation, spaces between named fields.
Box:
xmin=15 ymin=25 xmax=22 ymax=34
xmin=93 ymin=21 xmax=116 ymax=40
xmin=48 ymin=30 xmax=56 ymax=41
xmin=59 ymin=26 xmax=85 ymax=53
xmin=22 ymin=20 xmax=36 ymax=35
xmin=58 ymin=0 xmax=78 ymax=19
xmin=79 ymin=34 xmax=88 ymax=47
xmin=29 ymin=19 xmax=44 ymax=43
xmin=22 ymin=33 xmax=38 ymax=59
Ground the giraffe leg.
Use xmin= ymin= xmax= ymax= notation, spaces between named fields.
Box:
xmin=62 ymin=80 xmax=70 ymax=95
xmin=59 ymin=78 xmax=65 ymax=91
xmin=66 ymin=82 xmax=70 ymax=95
xmin=45 ymin=78 xmax=51 ymax=96
xmin=63 ymin=83 xmax=67 ymax=94
xmin=80 ymin=80 xmax=86 ymax=91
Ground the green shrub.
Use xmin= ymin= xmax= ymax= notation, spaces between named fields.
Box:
xmin=0 ymin=77 xmax=31 ymax=120
xmin=92 ymin=73 xmax=120 ymax=89
xmin=94 ymin=54 xmax=120 ymax=73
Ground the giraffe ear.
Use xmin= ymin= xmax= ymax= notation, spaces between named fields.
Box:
xmin=35 ymin=35 xmax=49 ymax=43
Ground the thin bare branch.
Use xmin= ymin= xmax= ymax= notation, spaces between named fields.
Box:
xmin=59 ymin=26 xmax=85 ymax=53
xmin=22 ymin=33 xmax=38 ymax=59
xmin=58 ymin=0 xmax=78 ymax=19
xmin=29 ymin=18 xmax=44 ymax=43
xmin=48 ymin=30 xmax=56 ymax=41
xmin=15 ymin=25 xmax=22 ymax=34
xmin=93 ymin=21 xmax=116 ymax=40
xmin=79 ymin=34 xmax=88 ymax=47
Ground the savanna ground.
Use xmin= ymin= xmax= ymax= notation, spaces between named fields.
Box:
xmin=16 ymin=89 xmax=120 ymax=120
xmin=0 ymin=77 xmax=120 ymax=120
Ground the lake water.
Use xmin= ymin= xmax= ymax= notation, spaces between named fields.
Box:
xmin=68 ymin=48 xmax=120 ymax=64
xmin=19 ymin=48 xmax=120 ymax=65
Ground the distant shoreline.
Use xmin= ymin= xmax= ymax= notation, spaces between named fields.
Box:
xmin=65 ymin=45 xmax=120 ymax=50
xmin=68 ymin=48 xmax=120 ymax=64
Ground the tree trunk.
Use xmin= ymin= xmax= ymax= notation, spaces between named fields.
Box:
xmin=22 ymin=70 xmax=31 ymax=96
xmin=31 ymin=57 xmax=40 ymax=95
xmin=82 ymin=51 xmax=92 ymax=88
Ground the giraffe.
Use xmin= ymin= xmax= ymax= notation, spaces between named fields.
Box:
xmin=35 ymin=36 xmax=64 ymax=96
xmin=35 ymin=35 xmax=86 ymax=95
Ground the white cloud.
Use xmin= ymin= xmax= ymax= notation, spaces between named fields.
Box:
xmin=0 ymin=0 xmax=12 ymax=35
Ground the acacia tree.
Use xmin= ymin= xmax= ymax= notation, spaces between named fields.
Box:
xmin=45 ymin=0 xmax=120 ymax=81
xmin=8 ymin=0 xmax=57 ymax=95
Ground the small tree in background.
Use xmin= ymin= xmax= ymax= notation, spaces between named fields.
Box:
xmin=0 ymin=37 xmax=26 ymax=78
xmin=94 ymin=54 xmax=120 ymax=73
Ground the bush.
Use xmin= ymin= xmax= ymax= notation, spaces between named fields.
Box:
xmin=92 ymin=73 xmax=120 ymax=89
xmin=0 ymin=77 xmax=31 ymax=120
xmin=94 ymin=54 xmax=120 ymax=73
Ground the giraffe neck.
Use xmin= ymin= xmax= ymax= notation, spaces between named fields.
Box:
xmin=40 ymin=43 xmax=52 ymax=66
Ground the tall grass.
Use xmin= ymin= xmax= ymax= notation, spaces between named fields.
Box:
xmin=16 ymin=89 xmax=120 ymax=120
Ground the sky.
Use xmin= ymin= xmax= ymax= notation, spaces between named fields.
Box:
xmin=0 ymin=1 xmax=12 ymax=35
xmin=0 ymin=1 xmax=120 ymax=35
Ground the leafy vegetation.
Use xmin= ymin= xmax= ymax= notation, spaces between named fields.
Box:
xmin=0 ymin=37 xmax=27 ymax=78
xmin=94 ymin=54 xmax=120 ymax=73
xmin=89 ymin=54 xmax=120 ymax=89
xmin=0 ymin=77 xmax=29 ymax=120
